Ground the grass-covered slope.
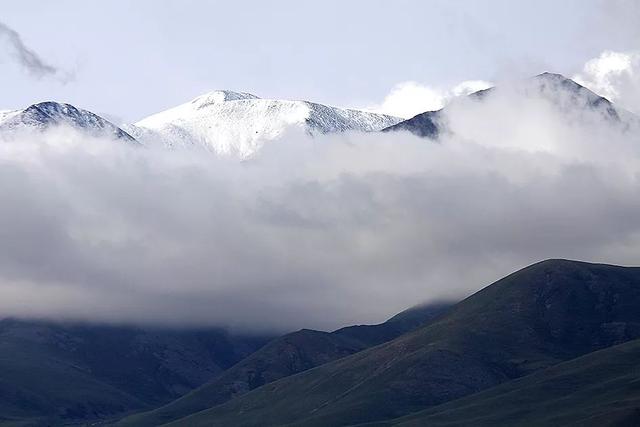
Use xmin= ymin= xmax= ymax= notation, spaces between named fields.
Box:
xmin=116 ymin=303 xmax=452 ymax=426
xmin=374 ymin=337 xmax=640 ymax=426
xmin=0 ymin=320 xmax=269 ymax=426
xmin=165 ymin=259 xmax=640 ymax=426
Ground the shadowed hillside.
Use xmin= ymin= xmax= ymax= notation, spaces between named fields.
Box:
xmin=164 ymin=260 xmax=640 ymax=426
xmin=116 ymin=303 xmax=452 ymax=426
xmin=373 ymin=337 xmax=640 ymax=427
xmin=0 ymin=320 xmax=270 ymax=426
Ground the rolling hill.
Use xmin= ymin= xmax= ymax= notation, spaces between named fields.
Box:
xmin=0 ymin=320 xmax=270 ymax=426
xmin=115 ymin=303 xmax=452 ymax=426
xmin=161 ymin=259 xmax=640 ymax=426
xmin=373 ymin=337 xmax=640 ymax=426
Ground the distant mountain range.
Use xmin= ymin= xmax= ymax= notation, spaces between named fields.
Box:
xmin=383 ymin=72 xmax=638 ymax=138
xmin=0 ymin=91 xmax=401 ymax=155
xmin=3 ymin=73 xmax=636 ymax=157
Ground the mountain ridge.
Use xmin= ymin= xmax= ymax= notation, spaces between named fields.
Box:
xmin=161 ymin=259 xmax=640 ymax=426
xmin=126 ymin=91 xmax=402 ymax=156
xmin=0 ymin=101 xmax=135 ymax=142
xmin=371 ymin=336 xmax=640 ymax=426
xmin=114 ymin=302 xmax=453 ymax=427
xmin=383 ymin=72 xmax=638 ymax=138
xmin=0 ymin=319 xmax=272 ymax=426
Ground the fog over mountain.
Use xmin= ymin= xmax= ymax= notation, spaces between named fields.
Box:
xmin=0 ymin=75 xmax=637 ymax=333
xmin=4 ymin=3 xmax=640 ymax=427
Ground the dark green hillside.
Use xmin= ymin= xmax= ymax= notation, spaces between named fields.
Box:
xmin=165 ymin=259 xmax=640 ymax=426
xmin=0 ymin=320 xmax=269 ymax=426
xmin=374 ymin=337 xmax=640 ymax=427
xmin=116 ymin=303 xmax=452 ymax=426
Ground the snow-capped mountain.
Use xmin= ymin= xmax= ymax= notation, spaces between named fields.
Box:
xmin=0 ymin=101 xmax=135 ymax=142
xmin=384 ymin=73 xmax=639 ymax=138
xmin=126 ymin=91 xmax=401 ymax=156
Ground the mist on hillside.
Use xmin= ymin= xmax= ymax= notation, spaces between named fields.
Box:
xmin=0 ymin=83 xmax=639 ymax=332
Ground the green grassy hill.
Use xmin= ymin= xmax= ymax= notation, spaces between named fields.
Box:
xmin=0 ymin=320 xmax=270 ymax=426
xmin=115 ymin=303 xmax=452 ymax=426
xmin=163 ymin=259 xmax=640 ymax=426
xmin=372 ymin=337 xmax=640 ymax=426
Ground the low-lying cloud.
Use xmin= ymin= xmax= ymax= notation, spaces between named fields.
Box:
xmin=0 ymin=83 xmax=639 ymax=333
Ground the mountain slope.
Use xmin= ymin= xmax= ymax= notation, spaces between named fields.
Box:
xmin=164 ymin=259 xmax=640 ymax=426
xmin=383 ymin=72 xmax=637 ymax=138
xmin=0 ymin=319 xmax=270 ymax=426
xmin=115 ymin=303 xmax=452 ymax=427
xmin=0 ymin=102 xmax=135 ymax=142
xmin=126 ymin=90 xmax=401 ymax=156
xmin=376 ymin=337 xmax=640 ymax=427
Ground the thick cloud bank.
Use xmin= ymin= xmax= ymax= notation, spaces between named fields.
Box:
xmin=0 ymin=85 xmax=639 ymax=332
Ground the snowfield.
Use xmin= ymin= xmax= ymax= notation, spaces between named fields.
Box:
xmin=125 ymin=90 xmax=402 ymax=156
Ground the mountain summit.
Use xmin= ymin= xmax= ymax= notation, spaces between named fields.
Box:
xmin=0 ymin=101 xmax=135 ymax=142
xmin=126 ymin=91 xmax=402 ymax=156
xmin=384 ymin=73 xmax=636 ymax=138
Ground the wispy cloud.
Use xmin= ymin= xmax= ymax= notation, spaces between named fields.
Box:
xmin=0 ymin=21 xmax=70 ymax=82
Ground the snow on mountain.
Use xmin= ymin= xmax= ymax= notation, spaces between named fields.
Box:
xmin=384 ymin=73 xmax=639 ymax=138
xmin=0 ymin=101 xmax=136 ymax=142
xmin=476 ymin=72 xmax=635 ymax=123
xmin=126 ymin=91 xmax=402 ymax=156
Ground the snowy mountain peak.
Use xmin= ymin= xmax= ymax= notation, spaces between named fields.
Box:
xmin=529 ymin=72 xmax=624 ymax=121
xmin=535 ymin=71 xmax=570 ymax=81
xmin=0 ymin=101 xmax=136 ymax=142
xmin=384 ymin=73 xmax=637 ymax=138
xmin=533 ymin=72 xmax=600 ymax=98
xmin=130 ymin=93 xmax=402 ymax=156
xmin=191 ymin=90 xmax=260 ymax=108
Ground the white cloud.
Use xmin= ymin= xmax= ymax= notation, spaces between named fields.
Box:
xmin=573 ymin=50 xmax=640 ymax=114
xmin=366 ymin=80 xmax=492 ymax=119
xmin=0 ymin=82 xmax=639 ymax=333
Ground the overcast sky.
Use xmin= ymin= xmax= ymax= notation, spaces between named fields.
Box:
xmin=2 ymin=0 xmax=638 ymax=122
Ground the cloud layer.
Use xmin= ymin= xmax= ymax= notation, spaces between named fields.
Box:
xmin=0 ymin=81 xmax=639 ymax=333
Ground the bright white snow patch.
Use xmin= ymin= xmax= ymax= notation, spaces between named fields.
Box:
xmin=0 ymin=109 xmax=20 ymax=125
xmin=128 ymin=91 xmax=401 ymax=157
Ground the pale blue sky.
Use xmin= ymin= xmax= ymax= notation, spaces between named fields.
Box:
xmin=1 ymin=0 xmax=636 ymax=122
